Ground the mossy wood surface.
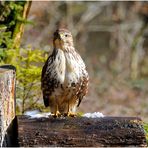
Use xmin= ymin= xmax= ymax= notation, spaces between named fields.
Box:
xmin=17 ymin=116 xmax=147 ymax=147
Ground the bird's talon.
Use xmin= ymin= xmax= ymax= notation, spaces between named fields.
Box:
xmin=53 ymin=115 xmax=57 ymax=118
xmin=67 ymin=112 xmax=77 ymax=117
xmin=63 ymin=113 xmax=68 ymax=117
xmin=51 ymin=111 xmax=61 ymax=118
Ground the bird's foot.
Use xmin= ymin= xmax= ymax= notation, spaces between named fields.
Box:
xmin=52 ymin=111 xmax=61 ymax=118
xmin=64 ymin=112 xmax=77 ymax=117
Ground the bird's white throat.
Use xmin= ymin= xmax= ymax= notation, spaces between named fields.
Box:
xmin=55 ymin=48 xmax=81 ymax=85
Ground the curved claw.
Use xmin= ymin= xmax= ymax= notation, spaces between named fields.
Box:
xmin=64 ymin=112 xmax=77 ymax=117
xmin=52 ymin=111 xmax=61 ymax=118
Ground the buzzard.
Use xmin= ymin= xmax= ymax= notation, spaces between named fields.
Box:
xmin=41 ymin=28 xmax=89 ymax=117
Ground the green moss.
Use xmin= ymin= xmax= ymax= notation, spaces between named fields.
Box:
xmin=143 ymin=122 xmax=148 ymax=145
xmin=77 ymin=112 xmax=84 ymax=117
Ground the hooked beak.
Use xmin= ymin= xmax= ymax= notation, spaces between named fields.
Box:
xmin=53 ymin=31 xmax=65 ymax=48
xmin=58 ymin=33 xmax=64 ymax=40
xmin=54 ymin=31 xmax=64 ymax=41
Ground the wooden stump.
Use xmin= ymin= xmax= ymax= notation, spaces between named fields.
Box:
xmin=17 ymin=116 xmax=147 ymax=147
xmin=0 ymin=65 xmax=17 ymax=147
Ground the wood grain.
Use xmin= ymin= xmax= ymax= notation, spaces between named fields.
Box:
xmin=17 ymin=116 xmax=147 ymax=147
xmin=0 ymin=65 xmax=16 ymax=146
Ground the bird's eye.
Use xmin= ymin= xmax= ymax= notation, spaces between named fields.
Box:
xmin=65 ymin=34 xmax=68 ymax=37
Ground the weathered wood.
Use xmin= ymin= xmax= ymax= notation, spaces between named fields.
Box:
xmin=0 ymin=65 xmax=16 ymax=147
xmin=17 ymin=116 xmax=147 ymax=147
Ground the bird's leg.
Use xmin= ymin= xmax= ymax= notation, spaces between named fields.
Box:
xmin=52 ymin=104 xmax=61 ymax=118
xmin=65 ymin=100 xmax=76 ymax=117
xmin=63 ymin=101 xmax=69 ymax=117
xmin=67 ymin=112 xmax=77 ymax=117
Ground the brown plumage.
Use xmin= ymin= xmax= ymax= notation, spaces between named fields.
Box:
xmin=41 ymin=28 xmax=89 ymax=117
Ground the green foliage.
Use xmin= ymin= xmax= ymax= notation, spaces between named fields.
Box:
xmin=0 ymin=1 xmax=29 ymax=59
xmin=0 ymin=1 xmax=46 ymax=114
xmin=0 ymin=1 xmax=26 ymax=27
xmin=0 ymin=48 xmax=6 ymax=61
xmin=1 ymin=47 xmax=48 ymax=114
xmin=143 ymin=122 xmax=148 ymax=145
xmin=0 ymin=31 xmax=13 ymax=48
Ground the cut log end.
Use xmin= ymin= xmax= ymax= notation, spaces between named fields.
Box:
xmin=17 ymin=116 xmax=147 ymax=147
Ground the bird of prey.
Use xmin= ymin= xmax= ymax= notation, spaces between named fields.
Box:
xmin=41 ymin=28 xmax=89 ymax=117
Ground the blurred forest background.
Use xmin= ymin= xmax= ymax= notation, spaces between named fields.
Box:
xmin=0 ymin=1 xmax=148 ymax=121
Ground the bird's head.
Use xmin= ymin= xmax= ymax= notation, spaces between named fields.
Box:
xmin=53 ymin=28 xmax=74 ymax=50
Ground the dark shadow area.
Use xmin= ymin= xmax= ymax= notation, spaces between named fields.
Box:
xmin=3 ymin=116 xmax=19 ymax=147
xmin=0 ymin=65 xmax=16 ymax=71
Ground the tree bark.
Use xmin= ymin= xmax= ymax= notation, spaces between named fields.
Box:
xmin=17 ymin=116 xmax=147 ymax=147
xmin=130 ymin=22 xmax=147 ymax=80
xmin=0 ymin=65 xmax=16 ymax=147
xmin=12 ymin=1 xmax=32 ymax=49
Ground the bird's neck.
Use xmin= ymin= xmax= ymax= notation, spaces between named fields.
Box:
xmin=53 ymin=45 xmax=75 ymax=53
xmin=52 ymin=46 xmax=77 ymax=71
xmin=54 ymin=40 xmax=74 ymax=52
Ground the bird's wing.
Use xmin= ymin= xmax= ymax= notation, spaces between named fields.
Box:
xmin=41 ymin=55 xmax=56 ymax=107
xmin=77 ymin=71 xmax=89 ymax=107
xmin=73 ymin=50 xmax=89 ymax=107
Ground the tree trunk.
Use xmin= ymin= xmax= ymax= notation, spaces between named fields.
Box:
xmin=12 ymin=1 xmax=32 ymax=49
xmin=130 ymin=22 xmax=147 ymax=80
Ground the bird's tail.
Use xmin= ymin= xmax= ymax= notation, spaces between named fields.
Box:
xmin=43 ymin=96 xmax=49 ymax=107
